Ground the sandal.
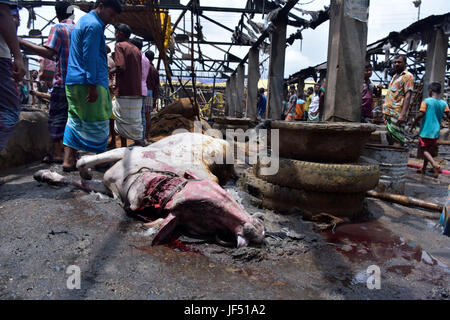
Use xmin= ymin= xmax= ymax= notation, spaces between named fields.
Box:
xmin=433 ymin=165 xmax=441 ymax=179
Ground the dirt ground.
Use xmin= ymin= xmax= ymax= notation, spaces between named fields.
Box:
xmin=0 ymin=159 xmax=449 ymax=300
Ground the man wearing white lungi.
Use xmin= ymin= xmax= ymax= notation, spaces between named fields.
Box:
xmin=111 ymin=23 xmax=142 ymax=147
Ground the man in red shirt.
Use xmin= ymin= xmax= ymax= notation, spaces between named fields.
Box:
xmin=111 ymin=23 xmax=142 ymax=147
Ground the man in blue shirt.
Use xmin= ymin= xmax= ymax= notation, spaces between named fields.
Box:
xmin=411 ymin=82 xmax=450 ymax=179
xmin=62 ymin=0 xmax=122 ymax=177
xmin=256 ymin=88 xmax=266 ymax=119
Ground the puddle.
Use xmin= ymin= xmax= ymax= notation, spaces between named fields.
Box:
xmin=322 ymin=220 xmax=449 ymax=277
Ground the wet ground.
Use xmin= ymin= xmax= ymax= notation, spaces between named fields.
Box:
xmin=0 ymin=161 xmax=449 ymax=300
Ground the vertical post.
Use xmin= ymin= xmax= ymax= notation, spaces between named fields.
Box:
xmin=225 ymin=79 xmax=231 ymax=116
xmin=236 ymin=64 xmax=245 ymax=118
xmin=230 ymin=73 xmax=237 ymax=117
xmin=297 ymin=78 xmax=305 ymax=97
xmin=247 ymin=47 xmax=259 ymax=121
xmin=190 ymin=0 xmax=198 ymax=119
xmin=210 ymin=76 xmax=216 ymax=120
xmin=422 ymin=27 xmax=448 ymax=100
xmin=324 ymin=0 xmax=370 ymax=122
xmin=267 ymin=17 xmax=287 ymax=120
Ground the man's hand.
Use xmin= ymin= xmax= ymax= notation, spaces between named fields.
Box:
xmin=397 ymin=112 xmax=406 ymax=125
xmin=86 ymin=85 xmax=98 ymax=103
xmin=12 ymin=56 xmax=26 ymax=82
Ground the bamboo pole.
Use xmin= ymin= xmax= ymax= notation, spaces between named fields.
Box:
xmin=366 ymin=190 xmax=443 ymax=212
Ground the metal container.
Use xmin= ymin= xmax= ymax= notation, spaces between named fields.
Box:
xmin=362 ymin=144 xmax=409 ymax=195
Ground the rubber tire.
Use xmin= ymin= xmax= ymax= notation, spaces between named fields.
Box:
xmin=255 ymin=156 xmax=379 ymax=193
xmin=241 ymin=169 xmax=364 ymax=217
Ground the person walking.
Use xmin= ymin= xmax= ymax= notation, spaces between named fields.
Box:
xmin=62 ymin=0 xmax=122 ymax=176
xmin=410 ymin=82 xmax=450 ymax=179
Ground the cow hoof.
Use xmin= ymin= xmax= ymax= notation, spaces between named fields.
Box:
xmin=79 ymin=167 xmax=92 ymax=180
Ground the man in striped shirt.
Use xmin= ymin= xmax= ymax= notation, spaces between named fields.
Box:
xmin=19 ymin=1 xmax=75 ymax=163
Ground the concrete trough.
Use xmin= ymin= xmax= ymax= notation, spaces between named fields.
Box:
xmin=270 ymin=121 xmax=377 ymax=163
xmin=0 ymin=110 xmax=50 ymax=171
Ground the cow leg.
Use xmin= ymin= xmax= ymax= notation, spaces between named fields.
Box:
xmin=34 ymin=170 xmax=112 ymax=196
xmin=76 ymin=148 xmax=128 ymax=169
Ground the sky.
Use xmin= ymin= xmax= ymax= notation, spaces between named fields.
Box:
xmin=17 ymin=0 xmax=450 ymax=79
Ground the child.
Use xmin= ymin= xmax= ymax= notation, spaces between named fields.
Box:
xmin=411 ymin=82 xmax=450 ymax=178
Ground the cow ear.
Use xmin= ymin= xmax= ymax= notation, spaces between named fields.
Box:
xmin=151 ymin=214 xmax=179 ymax=245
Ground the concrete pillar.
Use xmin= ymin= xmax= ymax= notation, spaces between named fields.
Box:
xmin=423 ymin=27 xmax=448 ymax=100
xmin=324 ymin=0 xmax=370 ymax=122
xmin=267 ymin=18 xmax=287 ymax=120
xmin=247 ymin=47 xmax=259 ymax=121
xmin=229 ymin=73 xmax=237 ymax=117
xmin=236 ymin=64 xmax=245 ymax=118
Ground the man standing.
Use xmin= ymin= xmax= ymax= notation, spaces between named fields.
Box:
xmin=308 ymin=83 xmax=321 ymax=122
xmin=19 ymin=1 xmax=75 ymax=163
xmin=111 ymin=23 xmax=143 ymax=147
xmin=130 ymin=37 xmax=150 ymax=145
xmin=256 ymin=88 xmax=266 ymax=119
xmin=383 ymin=55 xmax=414 ymax=146
xmin=285 ymin=85 xmax=297 ymax=121
xmin=144 ymin=50 xmax=159 ymax=141
xmin=63 ymin=0 xmax=122 ymax=175
xmin=304 ymin=86 xmax=313 ymax=120
xmin=0 ymin=0 xmax=26 ymax=150
xmin=361 ymin=63 xmax=376 ymax=123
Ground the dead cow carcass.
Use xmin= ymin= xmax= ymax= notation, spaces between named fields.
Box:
xmin=34 ymin=133 xmax=265 ymax=247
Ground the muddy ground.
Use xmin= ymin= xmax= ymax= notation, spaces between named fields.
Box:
xmin=0 ymin=161 xmax=449 ymax=300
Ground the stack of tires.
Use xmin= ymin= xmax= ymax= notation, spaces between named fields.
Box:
xmin=240 ymin=121 xmax=380 ymax=218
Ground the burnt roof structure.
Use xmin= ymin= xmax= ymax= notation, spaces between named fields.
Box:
xmin=286 ymin=12 xmax=450 ymax=86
